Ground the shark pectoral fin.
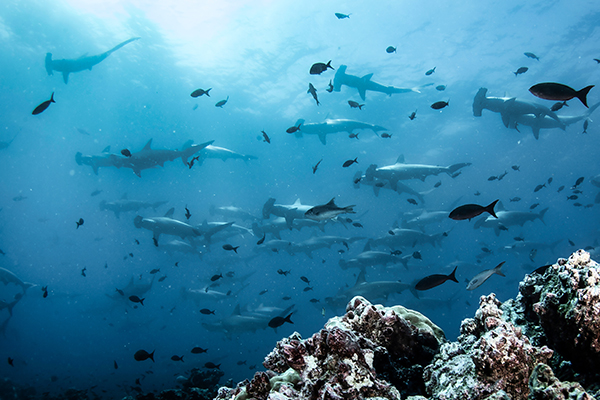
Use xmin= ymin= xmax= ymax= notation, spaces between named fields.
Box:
xmin=532 ymin=127 xmax=540 ymax=140
xmin=134 ymin=169 xmax=142 ymax=178
xmin=501 ymin=113 xmax=510 ymax=128
xmin=285 ymin=217 xmax=294 ymax=229
xmin=62 ymin=72 xmax=70 ymax=84
xmin=318 ymin=133 xmax=327 ymax=145
xmin=373 ymin=186 xmax=380 ymax=197
xmin=358 ymin=88 xmax=367 ymax=101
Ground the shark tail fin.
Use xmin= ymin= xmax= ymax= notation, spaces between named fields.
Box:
xmin=538 ymin=208 xmax=549 ymax=225
xmin=45 ymin=53 xmax=54 ymax=76
xmin=262 ymin=198 xmax=276 ymax=219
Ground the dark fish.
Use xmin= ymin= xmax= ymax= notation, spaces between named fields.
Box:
xmin=388 ymin=230 xmax=395 ymax=236
xmin=135 ymin=239 xmax=140 ymax=245
xmin=257 ymin=234 xmax=266 ymax=245
xmin=326 ymin=79 xmax=334 ymax=93
xmin=408 ymin=110 xmax=417 ymax=120
xmin=348 ymin=100 xmax=364 ymax=110
xmin=513 ymin=67 xmax=528 ymax=76
xmin=436 ymin=85 xmax=446 ymax=91
xmin=205 ymin=362 xmax=221 ymax=369
xmin=338 ymin=249 xmax=345 ymax=254
xmin=488 ymin=176 xmax=498 ymax=181
xmin=529 ymin=203 xmax=540 ymax=210
xmin=312 ymin=158 xmax=323 ymax=174
xmin=303 ymin=286 xmax=314 ymax=292
xmin=32 ymin=92 xmax=55 ymax=115
xmin=568 ymin=239 xmax=575 ymax=246
xmin=407 ymin=198 xmax=418 ymax=205
xmin=8 ymin=357 xmax=14 ymax=367
xmin=268 ymin=312 xmax=294 ymax=328
xmin=529 ymin=83 xmax=594 ymax=108
xmin=307 ymin=83 xmax=320 ymax=105
xmin=184 ymin=206 xmax=191 ymax=220
xmin=386 ymin=46 xmax=396 ymax=53
xmin=76 ymin=218 xmax=84 ymax=229
xmin=113 ymin=360 xmax=118 ymax=370
xmin=237 ymin=360 xmax=247 ymax=365
xmin=583 ymin=119 xmax=589 ymax=134
xmin=557 ymin=185 xmax=565 ymax=193
xmin=532 ymin=264 xmax=552 ymax=275
xmin=261 ymin=130 xmax=271 ymax=144
xmin=498 ymin=171 xmax=508 ymax=181
xmin=381 ymin=133 xmax=392 ymax=138
xmin=90 ymin=189 xmax=102 ymax=196
xmin=171 ymin=355 xmax=184 ymax=362
xmin=509 ymin=197 xmax=521 ymax=202
xmin=300 ymin=276 xmax=310 ymax=284
xmin=121 ymin=149 xmax=132 ymax=157
xmin=310 ymin=60 xmax=334 ymax=75
xmin=191 ymin=88 xmax=211 ymax=97
xmin=286 ymin=122 xmax=302 ymax=134
xmin=199 ymin=308 xmax=215 ymax=315
xmin=595 ymin=58 xmax=600 ymax=64
xmin=498 ymin=225 xmax=508 ymax=232
xmin=81 ymin=267 xmax=87 ymax=277
xmin=258 ymin=289 xmax=268 ymax=295
xmin=42 ymin=286 xmax=48 ymax=298
xmin=481 ymin=247 xmax=492 ymax=253
xmin=425 ymin=67 xmax=436 ymax=75
xmin=191 ymin=347 xmax=207 ymax=354
xmin=348 ymin=132 xmax=359 ymax=139
xmin=352 ymin=222 xmax=363 ymax=228
xmin=511 ymin=165 xmax=520 ymax=171
xmin=566 ymin=195 xmax=578 ymax=200
xmin=433 ymin=181 xmax=442 ymax=188
xmin=134 ymin=350 xmax=155 ymax=362
xmin=415 ymin=266 xmax=458 ymax=291
xmin=149 ymin=268 xmax=160 ymax=274
xmin=222 ymin=244 xmax=239 ymax=253
xmin=277 ymin=269 xmax=290 ymax=276
xmin=282 ymin=296 xmax=292 ymax=300
xmin=524 ymin=52 xmax=539 ymax=60
xmin=449 ymin=199 xmax=499 ymax=221
xmin=153 ymin=237 xmax=158 ymax=247
xmin=210 ymin=274 xmax=223 ymax=282
xmin=534 ymin=184 xmax=546 ymax=192
xmin=390 ymin=250 xmax=402 ymax=255
xmin=12 ymin=195 xmax=27 ymax=201
xmin=343 ymin=158 xmax=358 ymax=168
xmin=158 ymin=275 xmax=167 ymax=282
xmin=215 ymin=96 xmax=229 ymax=108
xmin=129 ymin=295 xmax=144 ymax=306
xmin=115 ymin=288 xmax=125 ymax=296
xmin=547 ymin=177 xmax=553 ymax=184
xmin=514 ymin=236 xmax=524 ymax=242
xmin=550 ymin=101 xmax=568 ymax=111
xmin=413 ymin=251 xmax=422 ymax=260
xmin=430 ymin=100 xmax=449 ymax=110
xmin=335 ymin=13 xmax=350 ymax=19
xmin=573 ymin=177 xmax=584 ymax=188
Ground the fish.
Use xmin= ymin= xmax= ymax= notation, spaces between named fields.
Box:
xmin=514 ymin=236 xmax=524 ymax=242
xmin=534 ymin=184 xmax=546 ymax=192
xmin=261 ymin=130 xmax=271 ymax=144
xmin=121 ymin=149 xmax=132 ymax=157
xmin=498 ymin=171 xmax=508 ymax=181
xmin=158 ymin=276 xmax=167 ymax=282
xmin=449 ymin=199 xmax=499 ymax=221
xmin=326 ymin=80 xmax=334 ymax=93
xmin=566 ymin=195 xmax=578 ymax=200
xmin=343 ymin=158 xmax=358 ymax=168
xmin=191 ymin=347 xmax=207 ymax=354
xmin=300 ymin=276 xmax=310 ymax=284
xmin=113 ymin=360 xmax=118 ymax=369
xmin=90 ymin=189 xmax=102 ymax=197
xmin=407 ymin=198 xmax=418 ymax=205
xmin=466 ymin=261 xmax=506 ymax=290
xmin=413 ymin=251 xmax=422 ymax=260
xmin=572 ymin=177 xmax=584 ymax=188
xmin=277 ymin=269 xmax=290 ymax=276
xmin=115 ymin=288 xmax=125 ymax=296
xmin=129 ymin=295 xmax=144 ymax=306
xmin=510 ymin=197 xmax=521 ymax=202
xmin=205 ymin=362 xmax=220 ymax=369
xmin=222 ymin=244 xmax=239 ymax=253
xmin=312 ymin=159 xmax=323 ymax=174
xmin=547 ymin=177 xmax=553 ymax=184
xmin=286 ymin=122 xmax=302 ymax=134
xmin=529 ymin=203 xmax=540 ymax=210
xmin=134 ymin=350 xmax=155 ymax=362
xmin=259 ymin=289 xmax=268 ymax=295
xmin=488 ymin=176 xmax=498 ymax=181
xmin=304 ymin=286 xmax=314 ymax=292
xmin=551 ymin=101 xmax=568 ymax=111
xmin=425 ymin=67 xmax=436 ymax=76
xmin=76 ymin=218 xmax=84 ymax=229
xmin=386 ymin=46 xmax=396 ymax=53
xmin=381 ymin=133 xmax=392 ymax=138
xmin=282 ymin=296 xmax=292 ymax=301
xmin=524 ymin=52 xmax=540 ymax=60
xmin=431 ymin=100 xmax=449 ymax=110
xmin=184 ymin=206 xmax=191 ymax=220
xmin=408 ymin=110 xmax=417 ymax=120
xmin=210 ymin=274 xmax=222 ymax=282
xmin=529 ymin=83 xmax=594 ymax=108
xmin=42 ymin=286 xmax=48 ymax=298
xmin=348 ymin=100 xmax=364 ymax=110
xmin=237 ymin=360 xmax=247 ymax=365
xmin=8 ymin=357 xmax=14 ymax=367
xmin=595 ymin=58 xmax=600 ymax=64
xmin=215 ymin=96 xmax=229 ymax=108
xmin=436 ymin=85 xmax=446 ymax=91
xmin=32 ymin=92 xmax=55 ymax=115
xmin=557 ymin=186 xmax=565 ymax=193
xmin=352 ymin=222 xmax=363 ymax=228
xmin=348 ymin=132 xmax=359 ymax=139
xmin=529 ymin=248 xmax=537 ymax=262
xmin=310 ymin=61 xmax=334 ymax=75
xmin=307 ymin=83 xmax=320 ymax=105
xmin=568 ymin=239 xmax=575 ymax=246
xmin=583 ymin=119 xmax=589 ymax=133
xmin=257 ymin=234 xmax=266 ymax=245
xmin=335 ymin=13 xmax=350 ymax=19
xmin=512 ymin=165 xmax=520 ymax=171
xmin=149 ymin=268 xmax=160 ymax=274
xmin=268 ymin=313 xmax=294 ymax=328
xmin=513 ymin=67 xmax=528 ymax=76
xmin=415 ymin=266 xmax=458 ymax=291
xmin=171 ymin=355 xmax=184 ymax=362
xmin=191 ymin=88 xmax=211 ymax=97
xmin=199 ymin=309 xmax=215 ymax=315
xmin=305 ymin=198 xmax=356 ymax=221
xmin=81 ymin=267 xmax=87 ymax=277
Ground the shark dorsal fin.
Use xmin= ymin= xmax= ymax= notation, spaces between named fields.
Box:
xmin=363 ymin=240 xmax=372 ymax=252
xmin=232 ymin=304 xmax=241 ymax=316
xmin=396 ymin=155 xmax=405 ymax=164
xmin=327 ymin=198 xmax=336 ymax=206
xmin=121 ymin=193 xmax=128 ymax=200
xmin=164 ymin=207 xmax=175 ymax=218
xmin=293 ymin=199 xmax=302 ymax=206
xmin=496 ymin=201 xmax=505 ymax=212
xmin=143 ymin=139 xmax=153 ymax=151
xmin=102 ymin=145 xmax=111 ymax=153
xmin=355 ymin=269 xmax=367 ymax=286
xmin=361 ymin=73 xmax=374 ymax=81
xmin=181 ymin=140 xmax=194 ymax=150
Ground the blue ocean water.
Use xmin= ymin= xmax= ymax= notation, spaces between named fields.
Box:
xmin=1 ymin=0 xmax=599 ymax=397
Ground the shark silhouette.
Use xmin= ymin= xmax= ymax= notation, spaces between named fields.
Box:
xmin=45 ymin=37 xmax=140 ymax=84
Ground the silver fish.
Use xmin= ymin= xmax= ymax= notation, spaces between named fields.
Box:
xmin=304 ymin=198 xmax=355 ymax=221
xmin=466 ymin=261 xmax=505 ymax=290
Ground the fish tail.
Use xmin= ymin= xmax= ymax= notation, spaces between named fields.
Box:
xmin=494 ymin=261 xmax=506 ymax=277
xmin=577 ymin=85 xmax=594 ymax=108
xmin=285 ymin=312 xmax=294 ymax=324
xmin=448 ymin=266 xmax=458 ymax=283
xmin=140 ymin=298 xmax=145 ymax=306
xmin=50 ymin=92 xmax=55 ymax=103
xmin=486 ymin=199 xmax=499 ymax=218
xmin=149 ymin=350 xmax=155 ymax=362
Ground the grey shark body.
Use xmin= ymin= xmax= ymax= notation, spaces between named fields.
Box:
xmin=0 ymin=267 xmax=34 ymax=293
xmin=353 ymin=171 xmax=427 ymax=203
xmin=133 ymin=208 xmax=203 ymax=243
xmin=326 ymin=270 xmax=411 ymax=309
xmin=474 ymin=207 xmax=548 ymax=236
xmin=293 ymin=118 xmax=387 ymax=145
xmin=262 ymin=198 xmax=314 ymax=229
xmin=339 ymin=250 xmax=407 ymax=270
xmin=209 ymin=205 xmax=260 ymax=222
xmin=99 ymin=194 xmax=167 ymax=218
xmin=75 ymin=145 xmax=116 ymax=175
xmin=369 ymin=229 xmax=447 ymax=250
xmin=196 ymin=145 xmax=258 ymax=165
xmin=201 ymin=304 xmax=295 ymax=337
xmin=45 ymin=37 xmax=140 ymax=84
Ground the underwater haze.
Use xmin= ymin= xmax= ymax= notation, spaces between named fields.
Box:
xmin=1 ymin=0 xmax=600 ymax=398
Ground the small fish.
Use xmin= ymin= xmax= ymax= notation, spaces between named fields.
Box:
xmin=566 ymin=195 xmax=578 ymax=200
xmin=222 ymin=244 xmax=239 ymax=253
xmin=548 ymin=177 xmax=553 ymax=185
xmin=550 ymin=101 xmax=568 ymax=112
xmin=524 ymin=52 xmax=539 ymax=60
xmin=113 ymin=360 xmax=118 ymax=370
xmin=529 ymin=248 xmax=537 ymax=262
xmin=474 ymin=191 xmax=481 ymax=196
xmin=509 ymin=197 xmax=521 ymax=202
xmin=42 ymin=286 xmax=48 ymax=298
xmin=583 ymin=119 xmax=589 ymax=134
xmin=348 ymin=100 xmax=364 ymax=110
xmin=158 ymin=276 xmax=167 ymax=282
xmin=534 ymin=184 xmax=546 ymax=192
xmin=261 ymin=130 xmax=271 ymax=144
xmin=75 ymin=218 xmax=84 ymax=229
xmin=199 ymin=308 xmax=215 ymax=315
xmin=307 ymin=83 xmax=320 ymax=105
xmin=430 ymin=100 xmax=449 ymax=110
xmin=415 ymin=266 xmax=458 ymax=291
xmin=434 ymin=181 xmax=442 ymax=188
xmin=412 ymin=251 xmax=422 ymax=260
xmin=388 ymin=230 xmax=396 ymax=236
xmin=153 ymin=237 xmax=158 ymax=247
xmin=449 ymin=200 xmax=499 ymax=221
xmin=32 ymin=92 xmax=55 ymax=115
xmin=488 ymin=176 xmax=498 ymax=181
xmin=481 ymin=247 xmax=492 ymax=253
xmin=386 ymin=46 xmax=396 ymax=53
xmin=466 ymin=261 xmax=506 ymax=290
xmin=573 ymin=202 xmax=582 ymax=207
xmin=511 ymin=165 xmax=520 ymax=171
xmin=268 ymin=313 xmax=294 ymax=328
xmin=338 ymin=249 xmax=345 ymax=254
xmin=310 ymin=61 xmax=334 ymax=75
xmin=81 ymin=267 xmax=87 ymax=277
xmin=303 ymin=286 xmax=314 ymax=292
xmin=171 ymin=355 xmax=184 ymax=362
xmin=300 ymin=276 xmax=310 ymax=284
xmin=513 ymin=67 xmax=528 ymax=76
xmin=407 ymin=198 xmax=418 ymax=205
xmin=90 ymin=189 xmax=102 ymax=197
xmin=149 ymin=268 xmax=160 ymax=274
xmin=498 ymin=225 xmax=508 ymax=232
xmin=129 ymin=295 xmax=144 ymax=306
xmin=305 ymin=198 xmax=356 ymax=221
xmin=595 ymin=58 xmax=600 ymax=64
xmin=191 ymin=347 xmax=207 ymax=354
xmin=191 ymin=88 xmax=211 ymax=97
xmin=215 ymin=96 xmax=229 ymax=108
xmin=348 ymin=132 xmax=359 ymax=139
xmin=381 ymin=133 xmax=392 ymax=138
xmin=390 ymin=250 xmax=402 ymax=256
xmin=334 ymin=13 xmax=350 ymax=19
xmin=121 ymin=149 xmax=132 ymax=157
xmin=312 ymin=158 xmax=323 ymax=174
xmin=258 ymin=289 xmax=268 ymax=295
xmin=257 ymin=234 xmax=266 ymax=245
xmin=343 ymin=158 xmax=358 ymax=168
xmin=408 ymin=110 xmax=417 ymax=120
xmin=572 ymin=177 xmax=584 ymax=188
xmin=425 ymin=67 xmax=436 ymax=76
xmin=529 ymin=83 xmax=594 ymax=108
xmin=134 ymin=239 xmax=140 ymax=245
xmin=436 ymin=85 xmax=446 ymax=91
xmin=353 ymin=222 xmax=363 ymax=228
xmin=326 ymin=80 xmax=334 ymax=93
xmin=210 ymin=274 xmax=223 ymax=282
xmin=237 ymin=360 xmax=247 ymax=365
xmin=529 ymin=203 xmax=540 ymax=210
xmin=498 ymin=171 xmax=508 ymax=181
xmin=557 ymin=185 xmax=565 ymax=193
xmin=134 ymin=350 xmax=155 ymax=362
xmin=514 ymin=236 xmax=525 ymax=242
xmin=282 ymin=296 xmax=292 ymax=301
xmin=115 ymin=288 xmax=124 ymax=296
xmin=8 ymin=357 xmax=14 ymax=367
xmin=277 ymin=269 xmax=291 ymax=276
xmin=286 ymin=122 xmax=302 ymax=134
xmin=568 ymin=239 xmax=575 ymax=246
xmin=249 ymin=364 xmax=257 ymax=370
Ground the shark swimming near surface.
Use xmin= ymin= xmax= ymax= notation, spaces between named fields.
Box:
xmin=292 ymin=118 xmax=387 ymax=145
xmin=99 ymin=194 xmax=168 ymax=219
xmin=0 ymin=267 xmax=34 ymax=293
xmin=332 ymin=65 xmax=432 ymax=100
xmin=194 ymin=145 xmax=258 ymax=165
xmin=45 ymin=37 xmax=140 ymax=84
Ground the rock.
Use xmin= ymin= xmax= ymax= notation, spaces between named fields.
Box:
xmin=529 ymin=363 xmax=595 ymax=400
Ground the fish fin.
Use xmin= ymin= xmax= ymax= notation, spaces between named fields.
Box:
xmin=500 ymin=112 xmax=510 ymax=128
xmin=142 ymin=139 xmax=153 ymax=150
xmin=318 ymin=133 xmax=327 ymax=145
xmin=532 ymin=126 xmax=540 ymax=140
xmin=395 ymin=154 xmax=405 ymax=164
xmin=494 ymin=261 xmax=506 ymax=277
xmin=576 ymin=85 xmax=594 ymax=108
xmin=448 ymin=266 xmax=458 ymax=283
xmin=164 ymin=208 xmax=175 ymax=218
xmin=62 ymin=72 xmax=69 ymax=84
xmin=486 ymin=199 xmax=499 ymax=218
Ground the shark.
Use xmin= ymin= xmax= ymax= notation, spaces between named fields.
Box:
xmin=353 ymin=171 xmax=427 ymax=203
xmin=134 ymin=208 xmax=203 ymax=243
xmin=0 ymin=133 xmax=18 ymax=150
xmin=160 ymin=239 xmax=203 ymax=258
xmin=339 ymin=250 xmax=407 ymax=270
xmin=401 ymin=210 xmax=454 ymax=232
xmin=332 ymin=65 xmax=432 ymax=100
xmin=45 ymin=37 xmax=140 ymax=84
xmin=288 ymin=236 xmax=362 ymax=258
xmin=293 ymin=118 xmax=387 ymax=145
xmin=209 ymin=205 xmax=260 ymax=222
xmin=75 ymin=145 xmax=117 ymax=175
xmin=0 ymin=267 xmax=34 ymax=293
xmin=473 ymin=203 xmax=548 ymax=236
xmin=107 ymin=275 xmax=155 ymax=302
xmin=365 ymin=155 xmax=471 ymax=190
xmin=262 ymin=198 xmax=315 ymax=229
xmin=500 ymin=240 xmax=562 ymax=257
xmin=99 ymin=194 xmax=168 ymax=218
xmin=195 ymin=145 xmax=258 ymax=165
xmin=201 ymin=303 xmax=295 ymax=337
xmin=368 ymin=229 xmax=447 ymax=250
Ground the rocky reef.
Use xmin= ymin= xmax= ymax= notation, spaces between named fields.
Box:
xmin=215 ymin=250 xmax=600 ymax=400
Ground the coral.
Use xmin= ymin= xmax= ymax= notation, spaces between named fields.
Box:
xmin=528 ymin=363 xmax=595 ymax=400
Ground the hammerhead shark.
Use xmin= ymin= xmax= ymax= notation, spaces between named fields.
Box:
xmin=45 ymin=37 xmax=140 ymax=83
xmin=293 ymin=118 xmax=387 ymax=145
xmin=333 ymin=65 xmax=432 ymax=100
